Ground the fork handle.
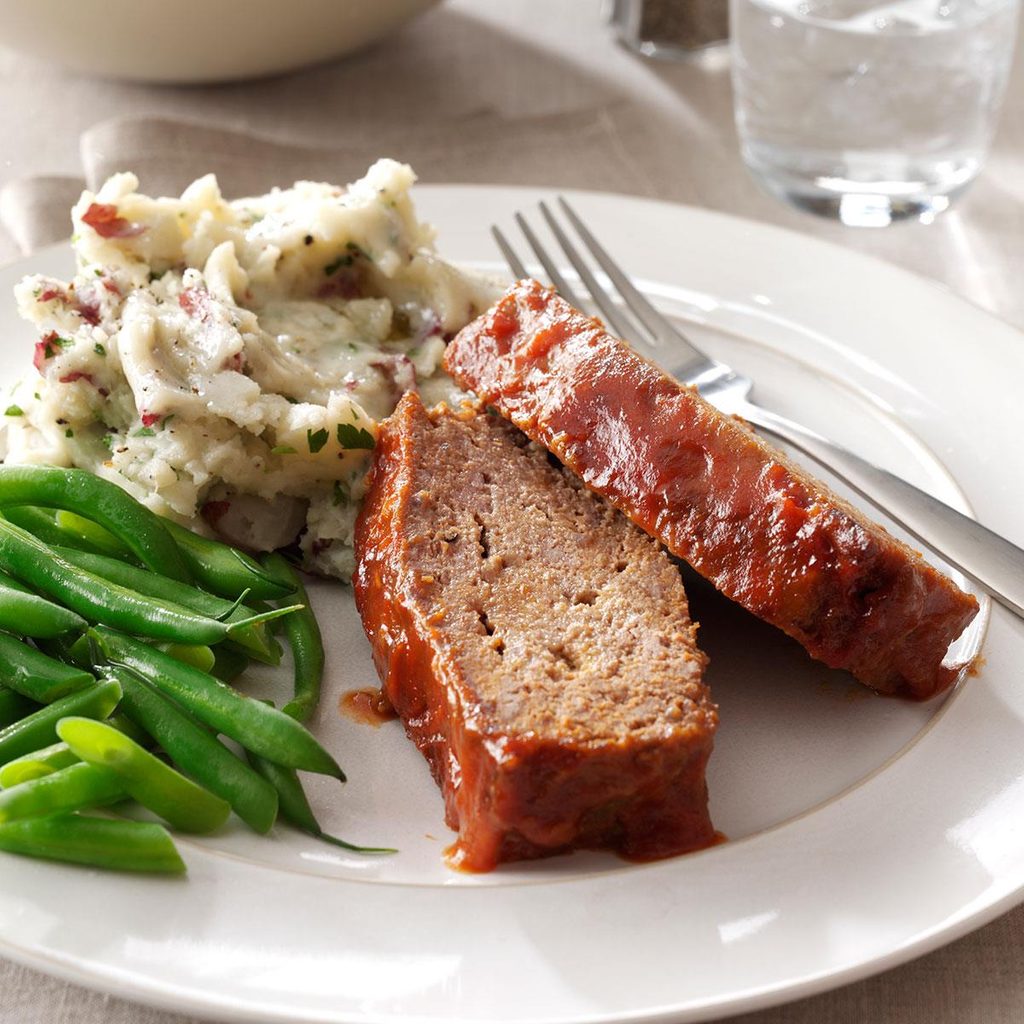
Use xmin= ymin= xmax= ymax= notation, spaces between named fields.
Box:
xmin=738 ymin=399 xmax=1024 ymax=618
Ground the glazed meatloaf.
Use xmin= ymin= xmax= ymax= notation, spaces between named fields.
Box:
xmin=353 ymin=392 xmax=717 ymax=871
xmin=444 ymin=279 xmax=979 ymax=701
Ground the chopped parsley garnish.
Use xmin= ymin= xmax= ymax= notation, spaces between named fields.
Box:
xmin=333 ymin=480 xmax=351 ymax=507
xmin=94 ymin=343 xmax=106 ymax=356
xmin=306 ymin=428 xmax=329 ymax=454
xmin=40 ymin=336 xmax=72 ymax=359
xmin=271 ymin=445 xmax=296 ymax=455
xmin=4 ymin=405 xmax=23 ymax=417
xmin=64 ymin=428 xmax=74 ymax=438
xmin=323 ymin=254 xmax=353 ymax=276
xmin=336 ymin=423 xmax=375 ymax=450
xmin=323 ymin=243 xmax=366 ymax=276
xmin=134 ymin=427 xmax=156 ymax=438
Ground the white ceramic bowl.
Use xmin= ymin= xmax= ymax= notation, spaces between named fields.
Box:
xmin=0 ymin=0 xmax=440 ymax=83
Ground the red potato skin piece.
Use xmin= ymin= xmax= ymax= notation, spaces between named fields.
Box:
xmin=81 ymin=203 xmax=145 ymax=239
xmin=353 ymin=396 xmax=716 ymax=872
xmin=444 ymin=279 xmax=980 ymax=701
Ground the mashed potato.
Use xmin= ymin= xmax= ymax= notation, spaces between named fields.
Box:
xmin=0 ymin=160 xmax=498 ymax=579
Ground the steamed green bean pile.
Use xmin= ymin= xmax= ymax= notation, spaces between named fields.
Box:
xmin=0 ymin=465 xmax=381 ymax=874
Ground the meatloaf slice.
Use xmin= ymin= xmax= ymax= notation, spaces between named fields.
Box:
xmin=444 ymin=279 xmax=980 ymax=701
xmin=353 ymin=391 xmax=717 ymax=872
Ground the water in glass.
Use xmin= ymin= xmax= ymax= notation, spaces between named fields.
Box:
xmin=731 ymin=0 xmax=1021 ymax=225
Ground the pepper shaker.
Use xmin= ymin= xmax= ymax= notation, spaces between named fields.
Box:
xmin=610 ymin=0 xmax=729 ymax=56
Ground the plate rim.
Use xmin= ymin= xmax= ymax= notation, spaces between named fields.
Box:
xmin=0 ymin=183 xmax=1021 ymax=1024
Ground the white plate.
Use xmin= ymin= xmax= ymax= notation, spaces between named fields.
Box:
xmin=0 ymin=186 xmax=1021 ymax=1024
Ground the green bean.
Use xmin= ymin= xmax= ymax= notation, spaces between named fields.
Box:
xmin=3 ymin=507 xmax=135 ymax=568
xmin=163 ymin=519 xmax=293 ymax=601
xmin=0 ymin=466 xmax=190 ymax=581
xmin=0 ymin=716 xmax=152 ymax=789
xmin=0 ymin=761 xmax=123 ymax=822
xmin=43 ymin=633 xmax=89 ymax=669
xmin=107 ymin=712 xmax=154 ymax=748
xmin=94 ymin=628 xmax=343 ymax=779
xmin=58 ymin=717 xmax=230 ymax=834
xmin=110 ymin=667 xmax=278 ymax=833
xmin=0 ymin=634 xmax=94 ymax=703
xmin=53 ymin=546 xmax=281 ymax=664
xmin=0 ymin=814 xmax=185 ymax=874
xmin=209 ymin=645 xmax=249 ymax=683
xmin=248 ymin=753 xmax=395 ymax=854
xmin=2 ymin=507 xmax=91 ymax=554
xmin=159 ymin=643 xmax=216 ymax=673
xmin=262 ymin=554 xmax=323 ymax=724
xmin=0 ymin=679 xmax=121 ymax=766
xmin=0 ymin=582 xmax=86 ymax=638
xmin=0 ymin=519 xmax=298 ymax=645
xmin=54 ymin=510 xmax=132 ymax=559
xmin=0 ymin=687 xmax=37 ymax=728
xmin=4 ymin=507 xmax=131 ymax=562
xmin=0 ymin=568 xmax=31 ymax=593
xmin=0 ymin=742 xmax=78 ymax=787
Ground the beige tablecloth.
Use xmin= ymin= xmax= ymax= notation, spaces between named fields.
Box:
xmin=0 ymin=2 xmax=1022 ymax=1022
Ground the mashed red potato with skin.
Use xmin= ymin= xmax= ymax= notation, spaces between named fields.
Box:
xmin=0 ymin=160 xmax=498 ymax=579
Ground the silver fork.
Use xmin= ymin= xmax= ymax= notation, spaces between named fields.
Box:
xmin=494 ymin=197 xmax=1024 ymax=620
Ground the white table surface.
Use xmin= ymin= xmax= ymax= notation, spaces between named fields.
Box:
xmin=0 ymin=2 xmax=1022 ymax=1022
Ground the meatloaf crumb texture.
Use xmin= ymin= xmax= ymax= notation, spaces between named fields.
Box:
xmin=353 ymin=392 xmax=717 ymax=871
xmin=444 ymin=279 xmax=980 ymax=701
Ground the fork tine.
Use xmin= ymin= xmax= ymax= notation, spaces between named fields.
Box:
xmin=491 ymin=226 xmax=529 ymax=281
xmin=513 ymin=213 xmax=587 ymax=311
xmin=557 ymin=196 xmax=676 ymax=348
xmin=537 ymin=201 xmax=649 ymax=345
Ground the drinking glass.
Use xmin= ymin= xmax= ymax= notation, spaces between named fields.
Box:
xmin=730 ymin=0 xmax=1021 ymax=226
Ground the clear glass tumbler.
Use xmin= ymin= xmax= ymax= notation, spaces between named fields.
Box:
xmin=730 ymin=0 xmax=1021 ymax=226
